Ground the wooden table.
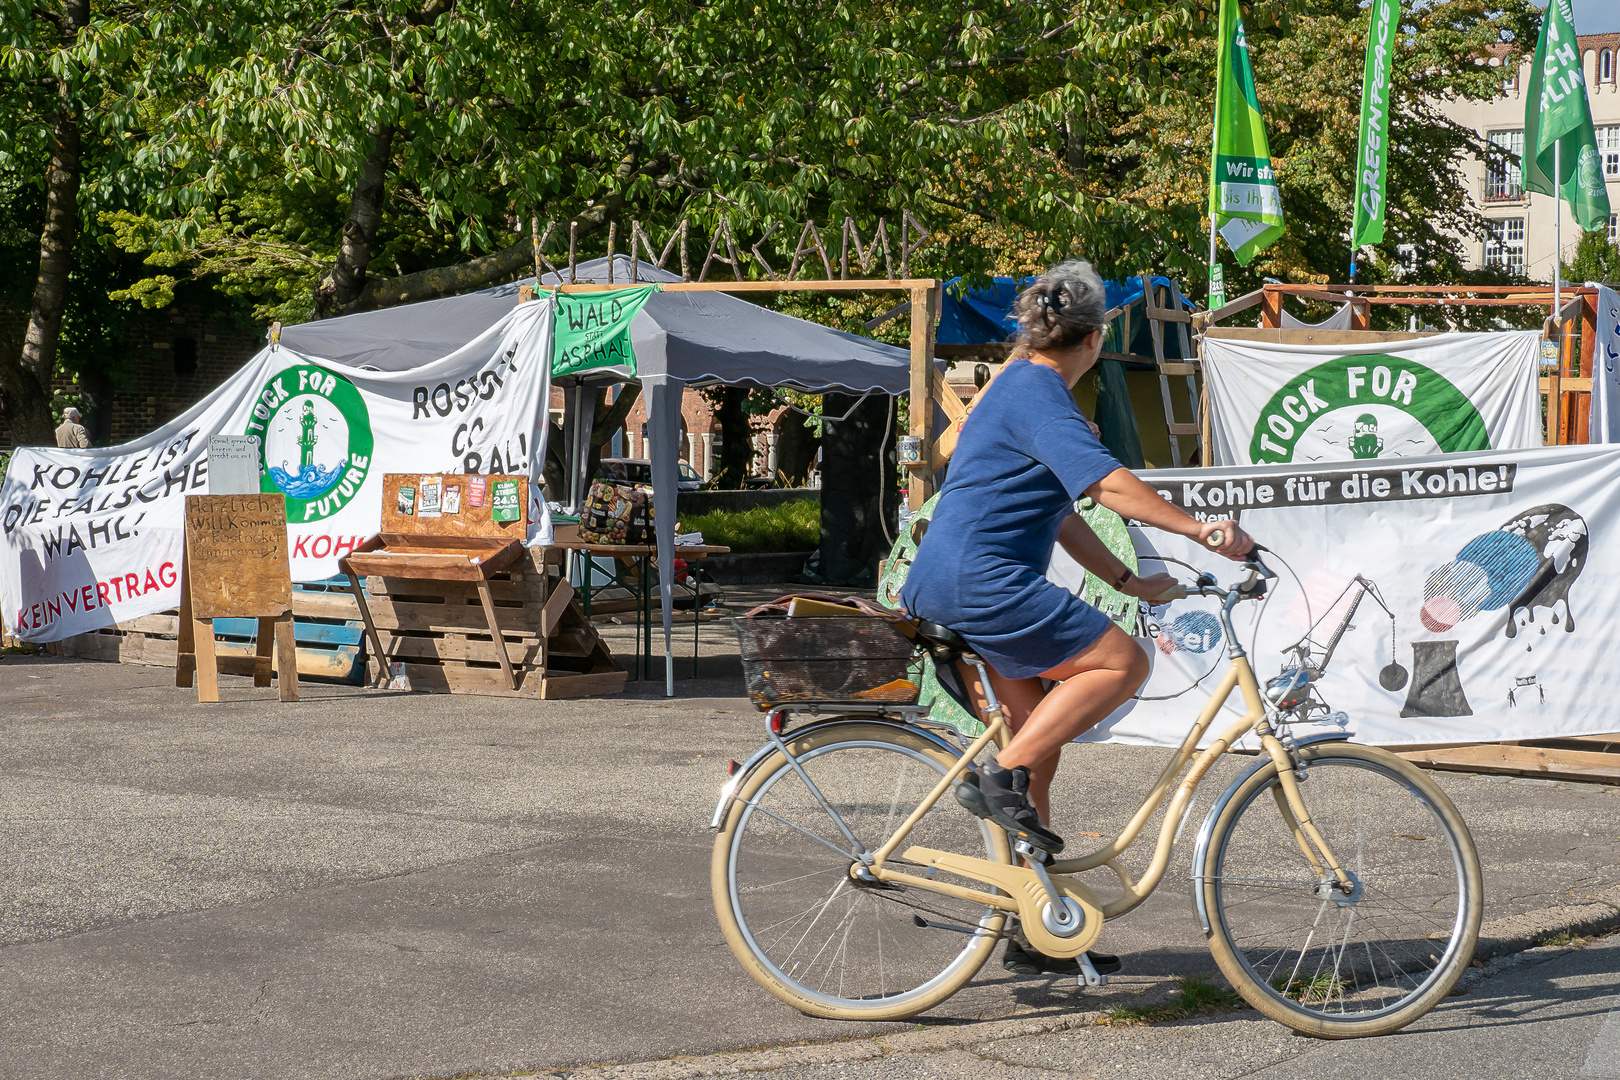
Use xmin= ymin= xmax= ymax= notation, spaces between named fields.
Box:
xmin=549 ymin=522 xmax=729 ymax=680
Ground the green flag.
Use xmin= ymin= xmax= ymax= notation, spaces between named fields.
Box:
xmin=1523 ymin=0 xmax=1612 ymax=232
xmin=1351 ymin=0 xmax=1400 ymax=248
xmin=1209 ymin=0 xmax=1285 ymax=265
xmin=552 ymin=285 xmax=658 ymax=378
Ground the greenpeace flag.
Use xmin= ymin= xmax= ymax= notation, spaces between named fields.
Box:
xmin=2 ymin=302 xmax=554 ymax=643
xmin=1202 ymin=331 xmax=1542 ymax=466
xmin=1351 ymin=0 xmax=1400 ymax=249
xmin=1209 ymin=0 xmax=1285 ymax=265
xmin=1094 ymin=445 xmax=1620 ymax=749
xmin=1524 ymin=0 xmax=1611 ymax=232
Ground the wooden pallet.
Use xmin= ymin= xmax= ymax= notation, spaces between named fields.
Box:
xmin=56 ymin=575 xmax=371 ymax=682
xmin=1398 ymin=735 xmax=1620 ymax=785
xmin=360 ymin=549 xmax=626 ymax=699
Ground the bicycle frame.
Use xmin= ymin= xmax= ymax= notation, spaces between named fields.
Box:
xmin=858 ymin=588 xmax=1357 ymax=924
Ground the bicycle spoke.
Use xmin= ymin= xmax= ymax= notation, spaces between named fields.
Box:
xmin=1207 ymin=753 xmax=1476 ymax=1030
xmin=724 ymin=733 xmax=1004 ymax=1014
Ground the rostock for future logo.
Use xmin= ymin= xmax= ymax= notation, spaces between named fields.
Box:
xmin=244 ymin=365 xmax=375 ymax=522
xmin=1247 ymin=354 xmax=1489 ymax=465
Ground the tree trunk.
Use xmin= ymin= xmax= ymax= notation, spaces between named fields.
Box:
xmin=5 ymin=103 xmax=83 ymax=447
xmin=335 ymin=146 xmax=652 ymax=315
xmin=320 ymin=123 xmax=396 ymax=315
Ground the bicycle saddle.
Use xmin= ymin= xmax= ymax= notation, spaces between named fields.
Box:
xmin=910 ymin=620 xmax=968 ymax=660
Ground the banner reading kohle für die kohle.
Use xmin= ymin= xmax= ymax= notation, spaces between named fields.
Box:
xmin=1085 ymin=444 xmax=1617 ymax=749
xmin=2 ymin=303 xmax=553 ymax=643
xmin=1203 ymin=331 xmax=1542 ymax=467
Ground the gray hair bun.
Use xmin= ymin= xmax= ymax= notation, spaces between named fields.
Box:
xmin=1012 ymin=260 xmax=1108 ymax=351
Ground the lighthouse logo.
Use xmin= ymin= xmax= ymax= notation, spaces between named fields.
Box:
xmin=1247 ymin=354 xmax=1488 ymax=465
xmin=245 ymin=365 xmax=375 ymax=522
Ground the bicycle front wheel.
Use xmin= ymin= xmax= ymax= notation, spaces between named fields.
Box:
xmin=712 ymin=722 xmax=1012 ymax=1020
xmin=1201 ymin=742 xmax=1482 ymax=1039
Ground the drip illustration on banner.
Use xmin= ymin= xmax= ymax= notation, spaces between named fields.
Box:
xmin=1399 ymin=502 xmax=1587 ymax=719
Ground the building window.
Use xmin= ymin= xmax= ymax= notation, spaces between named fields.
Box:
xmin=1395 ymin=243 xmax=1419 ymax=276
xmin=1599 ymin=126 xmax=1620 ymax=180
xmin=1603 ymin=49 xmax=1615 ymax=83
xmin=1611 ymin=213 xmax=1619 ymax=245
xmin=1485 ymin=130 xmax=1523 ymax=201
xmin=1485 ymin=218 xmax=1525 ymax=273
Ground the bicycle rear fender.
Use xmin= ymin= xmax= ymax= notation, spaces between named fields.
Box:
xmin=1189 ymin=731 xmax=1354 ymax=935
xmin=708 ymin=717 xmax=968 ymax=831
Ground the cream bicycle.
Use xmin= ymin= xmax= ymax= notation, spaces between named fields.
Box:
xmin=710 ymin=547 xmax=1482 ymax=1039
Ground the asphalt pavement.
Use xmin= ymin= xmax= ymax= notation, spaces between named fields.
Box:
xmin=3 ymin=653 xmax=1619 ymax=1080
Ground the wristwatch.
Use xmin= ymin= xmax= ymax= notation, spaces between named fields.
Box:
xmin=1113 ymin=568 xmax=1134 ymax=589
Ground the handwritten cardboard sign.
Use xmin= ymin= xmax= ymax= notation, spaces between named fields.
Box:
xmin=184 ymin=494 xmax=293 ymax=619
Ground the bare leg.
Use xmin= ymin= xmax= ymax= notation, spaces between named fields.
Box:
xmin=997 ymin=624 xmax=1149 ymax=773
xmin=956 ymin=664 xmax=1056 ymax=821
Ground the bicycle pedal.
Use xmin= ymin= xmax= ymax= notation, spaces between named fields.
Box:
xmin=1077 ymin=953 xmax=1108 ymax=989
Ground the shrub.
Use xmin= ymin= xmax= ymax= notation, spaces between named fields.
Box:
xmin=679 ymin=501 xmax=820 ymax=554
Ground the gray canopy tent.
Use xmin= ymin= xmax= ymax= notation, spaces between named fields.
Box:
xmin=282 ymin=255 xmax=912 ymax=694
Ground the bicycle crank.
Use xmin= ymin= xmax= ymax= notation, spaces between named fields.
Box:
xmin=901 ymin=845 xmax=1104 ymax=958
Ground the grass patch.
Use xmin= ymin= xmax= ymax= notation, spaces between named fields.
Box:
xmin=679 ymin=501 xmax=821 ymax=554
xmin=1099 ymin=975 xmax=1248 ymax=1026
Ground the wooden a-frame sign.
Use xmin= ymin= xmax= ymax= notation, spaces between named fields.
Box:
xmin=176 ymin=493 xmax=299 ymax=703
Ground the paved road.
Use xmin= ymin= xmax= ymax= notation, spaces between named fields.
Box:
xmin=578 ymin=934 xmax=1620 ymax=1080
xmin=3 ymin=656 xmax=1620 ymax=1080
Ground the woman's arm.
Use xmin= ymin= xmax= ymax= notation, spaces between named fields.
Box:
xmin=1085 ymin=467 xmax=1254 ymax=560
xmin=1056 ymin=514 xmax=1178 ymax=599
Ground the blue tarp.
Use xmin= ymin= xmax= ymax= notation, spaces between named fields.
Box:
xmin=936 ymin=274 xmax=1196 ymax=469
xmin=937 ymin=275 xmax=1194 ymax=360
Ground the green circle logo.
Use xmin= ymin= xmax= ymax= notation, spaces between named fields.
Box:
xmin=244 ymin=365 xmax=375 ymax=522
xmin=1247 ymin=354 xmax=1488 ymax=464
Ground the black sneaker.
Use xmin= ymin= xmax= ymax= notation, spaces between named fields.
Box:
xmin=954 ymin=763 xmax=1065 ymax=852
xmin=1002 ymin=939 xmax=1123 ymax=977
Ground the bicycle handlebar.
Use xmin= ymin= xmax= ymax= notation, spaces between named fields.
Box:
xmin=1145 ymin=533 xmax=1273 ymax=605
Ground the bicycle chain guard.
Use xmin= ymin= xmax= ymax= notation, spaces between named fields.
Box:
xmin=900 ymin=846 xmax=1105 ymax=958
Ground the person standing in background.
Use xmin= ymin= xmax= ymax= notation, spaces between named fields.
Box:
xmin=54 ymin=407 xmax=90 ymax=448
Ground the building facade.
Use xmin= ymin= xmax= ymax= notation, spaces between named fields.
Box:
xmin=1437 ymin=33 xmax=1620 ymax=280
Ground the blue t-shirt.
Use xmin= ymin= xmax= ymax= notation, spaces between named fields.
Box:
xmin=900 ymin=358 xmax=1124 ymax=678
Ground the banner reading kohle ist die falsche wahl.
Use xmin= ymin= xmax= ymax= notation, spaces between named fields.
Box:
xmin=1083 ymin=444 xmax=1619 ymax=750
xmin=1202 ymin=331 xmax=1542 ymax=467
xmin=1 ymin=303 xmax=554 ymax=643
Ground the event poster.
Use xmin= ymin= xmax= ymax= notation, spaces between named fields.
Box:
xmin=2 ymin=303 xmax=554 ymax=642
xmin=1091 ymin=444 xmax=1620 ymax=748
xmin=1202 ymin=331 xmax=1542 ymax=466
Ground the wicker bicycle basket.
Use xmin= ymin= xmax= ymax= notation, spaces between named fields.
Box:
xmin=733 ymin=615 xmax=921 ymax=709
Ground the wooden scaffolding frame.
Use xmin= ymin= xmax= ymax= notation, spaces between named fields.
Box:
xmin=1196 ymin=282 xmax=1605 ymax=449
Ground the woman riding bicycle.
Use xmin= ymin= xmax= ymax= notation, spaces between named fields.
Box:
xmin=899 ymin=260 xmax=1254 ymax=968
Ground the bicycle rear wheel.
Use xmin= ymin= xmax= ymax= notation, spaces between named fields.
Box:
xmin=712 ymin=722 xmax=1012 ymax=1020
xmin=1201 ymin=742 xmax=1482 ymax=1039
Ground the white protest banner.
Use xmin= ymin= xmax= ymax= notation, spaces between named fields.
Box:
xmin=2 ymin=302 xmax=553 ymax=642
xmin=1085 ymin=445 xmax=1619 ymax=748
xmin=1588 ymin=285 xmax=1620 ymax=444
xmin=1203 ymin=331 xmax=1541 ymax=466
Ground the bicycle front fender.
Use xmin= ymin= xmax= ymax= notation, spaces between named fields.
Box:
xmin=1188 ymin=731 xmax=1355 ymax=935
xmin=708 ymin=717 xmax=968 ymax=831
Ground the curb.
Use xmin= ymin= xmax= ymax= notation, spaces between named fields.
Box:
xmin=487 ymin=889 xmax=1620 ymax=1080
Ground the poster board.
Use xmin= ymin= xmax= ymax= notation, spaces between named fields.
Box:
xmin=177 ymin=493 xmax=297 ymax=702
xmin=379 ymin=473 xmax=528 ymax=539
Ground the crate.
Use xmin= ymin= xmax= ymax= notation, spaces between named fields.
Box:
xmin=360 ymin=549 xmax=627 ymax=699
xmin=734 ymin=615 xmax=920 ymax=709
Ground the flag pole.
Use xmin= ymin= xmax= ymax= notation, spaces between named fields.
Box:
xmin=1553 ymin=140 xmax=1562 ymax=324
